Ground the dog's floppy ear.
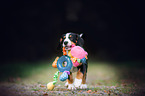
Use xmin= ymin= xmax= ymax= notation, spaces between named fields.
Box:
xmin=76 ymin=33 xmax=84 ymax=47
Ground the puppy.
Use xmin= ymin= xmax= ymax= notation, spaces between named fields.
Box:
xmin=57 ymin=32 xmax=88 ymax=90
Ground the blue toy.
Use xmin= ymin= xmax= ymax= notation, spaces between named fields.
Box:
xmin=59 ymin=71 xmax=70 ymax=81
xmin=81 ymin=57 xmax=87 ymax=64
xmin=57 ymin=56 xmax=73 ymax=81
xmin=48 ymin=54 xmax=87 ymax=90
xmin=57 ymin=56 xmax=73 ymax=72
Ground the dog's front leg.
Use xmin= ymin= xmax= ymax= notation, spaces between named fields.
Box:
xmin=66 ymin=72 xmax=76 ymax=90
xmin=74 ymin=68 xmax=87 ymax=89
xmin=74 ymin=69 xmax=83 ymax=88
xmin=80 ymin=71 xmax=87 ymax=89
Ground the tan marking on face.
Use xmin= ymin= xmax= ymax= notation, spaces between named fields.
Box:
xmin=60 ymin=38 xmax=62 ymax=42
xmin=71 ymin=41 xmax=76 ymax=45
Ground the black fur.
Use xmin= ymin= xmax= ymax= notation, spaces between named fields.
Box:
xmin=76 ymin=34 xmax=84 ymax=47
xmin=77 ymin=59 xmax=88 ymax=74
xmin=57 ymin=33 xmax=84 ymax=50
xmin=58 ymin=32 xmax=88 ymax=75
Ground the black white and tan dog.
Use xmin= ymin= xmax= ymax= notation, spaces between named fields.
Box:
xmin=55 ymin=32 xmax=88 ymax=90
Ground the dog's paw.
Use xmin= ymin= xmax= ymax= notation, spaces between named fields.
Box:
xmin=67 ymin=84 xmax=76 ymax=90
xmin=74 ymin=78 xmax=82 ymax=88
xmin=64 ymin=82 xmax=68 ymax=87
xmin=80 ymin=84 xmax=87 ymax=89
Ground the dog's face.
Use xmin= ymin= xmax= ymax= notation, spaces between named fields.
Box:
xmin=59 ymin=33 xmax=84 ymax=50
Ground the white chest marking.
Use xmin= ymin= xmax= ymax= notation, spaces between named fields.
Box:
xmin=63 ymin=33 xmax=72 ymax=50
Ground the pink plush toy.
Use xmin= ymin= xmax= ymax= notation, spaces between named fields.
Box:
xmin=71 ymin=46 xmax=88 ymax=67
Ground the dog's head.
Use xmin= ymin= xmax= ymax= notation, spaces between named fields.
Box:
xmin=58 ymin=33 xmax=84 ymax=50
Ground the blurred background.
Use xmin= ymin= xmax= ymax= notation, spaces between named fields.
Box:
xmin=0 ymin=0 xmax=145 ymax=95
xmin=1 ymin=0 xmax=145 ymax=63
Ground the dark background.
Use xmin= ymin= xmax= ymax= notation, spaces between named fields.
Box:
xmin=1 ymin=0 xmax=145 ymax=63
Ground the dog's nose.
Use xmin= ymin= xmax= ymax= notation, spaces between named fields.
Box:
xmin=64 ymin=41 xmax=68 ymax=45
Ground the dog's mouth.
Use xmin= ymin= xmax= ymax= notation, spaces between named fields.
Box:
xmin=64 ymin=44 xmax=75 ymax=50
xmin=64 ymin=45 xmax=72 ymax=50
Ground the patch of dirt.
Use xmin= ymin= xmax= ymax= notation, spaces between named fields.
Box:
xmin=0 ymin=82 xmax=131 ymax=96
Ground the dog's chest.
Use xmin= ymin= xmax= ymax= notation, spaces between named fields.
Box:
xmin=66 ymin=50 xmax=72 ymax=57
xmin=70 ymin=66 xmax=78 ymax=73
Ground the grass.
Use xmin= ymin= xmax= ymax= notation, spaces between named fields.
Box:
xmin=0 ymin=61 xmax=51 ymax=81
xmin=0 ymin=60 xmax=145 ymax=95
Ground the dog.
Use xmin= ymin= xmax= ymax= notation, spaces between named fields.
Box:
xmin=57 ymin=32 xmax=88 ymax=90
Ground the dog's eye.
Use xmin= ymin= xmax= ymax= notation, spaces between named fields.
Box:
xmin=69 ymin=35 xmax=72 ymax=37
xmin=63 ymin=36 xmax=66 ymax=39
xmin=69 ymin=36 xmax=73 ymax=40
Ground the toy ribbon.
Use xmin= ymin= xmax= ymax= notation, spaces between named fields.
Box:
xmin=77 ymin=59 xmax=81 ymax=63
xmin=71 ymin=57 xmax=77 ymax=63
xmin=64 ymin=71 xmax=70 ymax=75
xmin=52 ymin=71 xmax=59 ymax=85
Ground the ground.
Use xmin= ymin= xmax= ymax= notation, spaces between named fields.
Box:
xmin=0 ymin=60 xmax=145 ymax=96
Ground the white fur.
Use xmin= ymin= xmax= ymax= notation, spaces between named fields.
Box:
xmin=63 ymin=33 xmax=72 ymax=50
xmin=67 ymin=84 xmax=76 ymax=90
xmin=74 ymin=78 xmax=82 ymax=88
xmin=64 ymin=82 xmax=68 ymax=87
xmin=80 ymin=84 xmax=87 ymax=89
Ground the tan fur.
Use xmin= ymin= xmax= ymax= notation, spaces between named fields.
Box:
xmin=67 ymin=72 xmax=73 ymax=84
xmin=71 ymin=42 xmax=76 ymax=46
xmin=76 ymin=69 xmax=83 ymax=79
xmin=82 ymin=71 xmax=87 ymax=84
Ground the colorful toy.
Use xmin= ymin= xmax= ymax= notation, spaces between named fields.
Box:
xmin=71 ymin=46 xmax=88 ymax=59
xmin=47 ymin=46 xmax=88 ymax=90
xmin=47 ymin=71 xmax=59 ymax=90
xmin=52 ymin=57 xmax=59 ymax=68
xmin=57 ymin=56 xmax=72 ymax=81
xmin=47 ymin=56 xmax=73 ymax=90
xmin=57 ymin=56 xmax=73 ymax=72
xmin=59 ymin=71 xmax=70 ymax=81
xmin=71 ymin=57 xmax=80 ymax=67
xmin=70 ymin=46 xmax=88 ymax=67
xmin=81 ymin=57 xmax=87 ymax=64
